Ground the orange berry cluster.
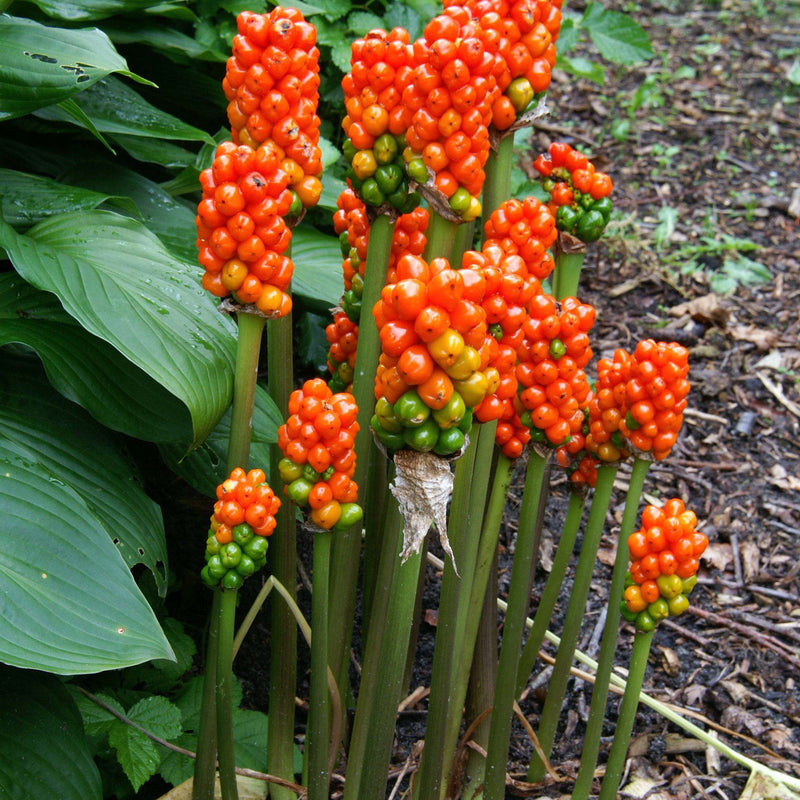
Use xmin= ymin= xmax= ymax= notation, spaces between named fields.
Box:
xmin=202 ymin=468 xmax=280 ymax=589
xmin=516 ymin=294 xmax=594 ymax=447
xmin=372 ymin=253 xmax=493 ymax=456
xmin=197 ymin=142 xmax=294 ymax=317
xmin=584 ymin=348 xmax=633 ymax=464
xmin=446 ymin=0 xmax=562 ymax=130
xmin=326 ymin=312 xmax=358 ymax=393
xmin=482 ymin=196 xmax=557 ymax=281
xmin=277 ymin=380 xmax=363 ymax=531
xmin=333 ymin=187 xmax=428 ymax=323
xmin=225 ymin=8 xmax=323 ymax=210
xmin=402 ymin=10 xmax=498 ymax=221
xmin=342 ymin=28 xmax=422 ymax=213
xmin=620 ymin=340 xmax=690 ymax=460
xmin=534 ymin=142 xmax=613 ymax=243
xmin=623 ymin=499 xmax=708 ymax=632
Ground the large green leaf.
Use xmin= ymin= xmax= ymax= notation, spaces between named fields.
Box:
xmin=34 ymin=76 xmax=215 ymax=144
xmin=0 ymin=357 xmax=169 ymax=592
xmin=59 ymin=160 xmax=199 ymax=263
xmin=0 ymin=666 xmax=102 ymax=800
xmin=21 ymin=0 xmax=170 ymax=21
xmin=0 ymin=456 xmax=174 ymax=673
xmin=0 ymin=15 xmax=149 ymax=121
xmin=582 ymin=4 xmax=654 ymax=65
xmin=0 ymin=274 xmax=193 ymax=442
xmin=0 ymin=211 xmax=236 ymax=445
xmin=291 ymin=226 xmax=344 ymax=313
xmin=0 ymin=168 xmax=137 ymax=227
xmin=160 ymin=382 xmax=282 ymax=496
xmin=105 ymin=22 xmax=227 ymax=61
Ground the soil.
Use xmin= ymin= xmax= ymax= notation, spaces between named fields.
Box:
xmin=168 ymin=1 xmax=800 ymax=797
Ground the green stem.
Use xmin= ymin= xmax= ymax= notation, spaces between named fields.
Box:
xmin=515 ymin=489 xmax=586 ymax=697
xmin=483 ymin=450 xmax=550 ymax=800
xmin=267 ymin=312 xmax=298 ymax=800
xmin=482 ymin=133 xmax=515 ymax=219
xmin=192 ymin=591 xmax=220 ymax=800
xmin=193 ymin=312 xmax=265 ymax=800
xmin=343 ymin=493 xmax=423 ymax=800
xmin=553 ymin=247 xmax=585 ymax=301
xmin=216 ymin=589 xmax=239 ymax=800
xmin=527 ymin=463 xmax=617 ymax=782
xmin=328 ymin=213 xmax=395 ymax=703
xmin=598 ymin=629 xmax=655 ymax=800
xmin=413 ymin=424 xmax=490 ymax=799
xmin=573 ymin=456 xmax=651 ymax=800
xmin=442 ymin=451 xmax=514 ymax=794
xmin=452 ymin=219 xmax=476 ymax=259
xmin=423 ymin=210 xmax=458 ymax=261
xmin=308 ymin=531 xmax=332 ymax=800
xmin=360 ymin=458 xmax=388 ymax=649
xmin=227 ymin=313 xmax=266 ymax=472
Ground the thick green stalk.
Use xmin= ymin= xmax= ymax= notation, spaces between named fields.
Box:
xmin=193 ymin=312 xmax=265 ymax=800
xmin=515 ymin=489 xmax=586 ymax=697
xmin=527 ymin=464 xmax=618 ymax=782
xmin=553 ymin=249 xmax=585 ymax=301
xmin=482 ymin=133 xmax=515 ymax=218
xmin=452 ymin=219 xmax=476 ymax=258
xmin=216 ymin=589 xmax=239 ymax=800
xmin=192 ymin=591 xmax=220 ymax=800
xmin=343 ymin=493 xmax=423 ymax=800
xmin=328 ymin=212 xmax=395 ymax=698
xmin=413 ymin=424 xmax=488 ymax=799
xmin=598 ymin=629 xmax=655 ymax=800
xmin=360 ymin=457 xmax=388 ymax=647
xmin=307 ymin=531 xmax=332 ymax=800
xmin=267 ymin=312 xmax=298 ymax=800
xmin=423 ymin=210 xmax=458 ymax=261
xmin=483 ymin=450 xmax=550 ymax=800
xmin=443 ymin=451 xmax=514 ymax=792
xmin=572 ymin=456 xmax=651 ymax=799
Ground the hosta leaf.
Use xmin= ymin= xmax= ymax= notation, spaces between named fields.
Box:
xmin=160 ymin=382 xmax=281 ymax=495
xmin=0 ymin=274 xmax=193 ymax=443
xmin=105 ymin=23 xmax=227 ymax=61
xmin=0 ymin=666 xmax=102 ymax=800
xmin=59 ymin=160 xmax=199 ymax=263
xmin=0 ymin=15 xmax=149 ymax=120
xmin=291 ymin=226 xmax=345 ymax=313
xmin=0 ymin=357 xmax=169 ymax=592
xmin=0 ymin=168 xmax=136 ymax=227
xmin=22 ymin=0 xmax=173 ymax=22
xmin=0 ymin=211 xmax=236 ymax=446
xmin=34 ymin=76 xmax=215 ymax=144
xmin=0 ymin=456 xmax=174 ymax=673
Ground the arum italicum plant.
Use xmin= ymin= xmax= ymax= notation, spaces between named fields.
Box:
xmin=175 ymin=3 xmax=800 ymax=800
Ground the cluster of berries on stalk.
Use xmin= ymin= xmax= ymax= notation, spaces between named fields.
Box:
xmin=446 ymin=0 xmax=562 ymax=129
xmin=516 ymin=294 xmax=595 ymax=448
xmin=225 ymin=8 xmax=323 ymax=211
xmin=534 ymin=142 xmax=613 ymax=243
xmin=623 ymin=499 xmax=708 ymax=632
xmin=372 ymin=253 xmax=493 ymax=456
xmin=277 ymin=380 xmax=363 ymax=531
xmin=202 ymin=468 xmax=280 ymax=589
xmin=197 ymin=142 xmax=294 ymax=316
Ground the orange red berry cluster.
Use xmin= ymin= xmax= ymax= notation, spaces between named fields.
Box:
xmin=326 ymin=312 xmax=358 ymax=393
xmin=516 ymin=294 xmax=595 ymax=447
xmin=342 ymin=28 xmax=422 ymax=213
xmin=225 ymin=8 xmax=323 ymax=211
xmin=533 ymin=142 xmax=613 ymax=242
xmin=620 ymin=340 xmax=690 ymax=459
xmin=584 ymin=347 xmax=633 ymax=464
xmin=277 ymin=380 xmax=363 ymax=531
xmin=446 ymin=0 xmax=562 ymax=129
xmin=197 ymin=142 xmax=294 ymax=316
xmin=623 ymin=499 xmax=708 ymax=632
xmin=372 ymin=253 xmax=494 ymax=456
xmin=202 ymin=468 xmax=280 ymax=589
xmin=482 ymin=197 xmax=557 ymax=280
